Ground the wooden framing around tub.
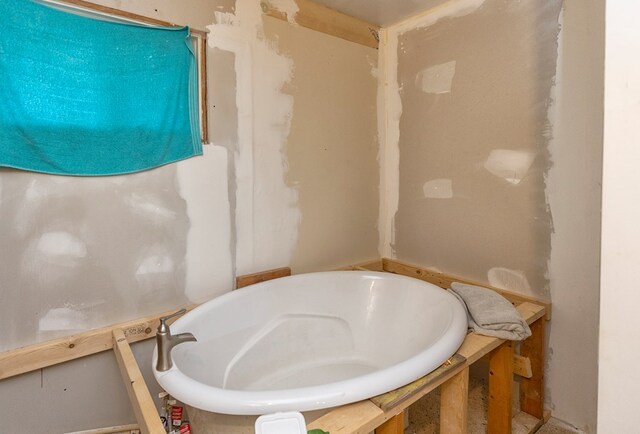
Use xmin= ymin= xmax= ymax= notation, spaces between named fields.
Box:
xmin=0 ymin=260 xmax=549 ymax=434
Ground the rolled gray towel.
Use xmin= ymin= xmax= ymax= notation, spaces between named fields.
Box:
xmin=449 ymin=282 xmax=532 ymax=341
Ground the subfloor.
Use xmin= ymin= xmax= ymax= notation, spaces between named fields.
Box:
xmin=407 ymin=374 xmax=578 ymax=434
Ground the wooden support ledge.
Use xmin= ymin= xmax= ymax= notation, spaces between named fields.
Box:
xmin=262 ymin=0 xmax=380 ymax=49
xmin=382 ymin=258 xmax=552 ymax=320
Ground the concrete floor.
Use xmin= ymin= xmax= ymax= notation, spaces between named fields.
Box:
xmin=406 ymin=374 xmax=578 ymax=434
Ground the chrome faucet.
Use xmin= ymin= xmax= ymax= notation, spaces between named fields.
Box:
xmin=156 ymin=309 xmax=197 ymax=372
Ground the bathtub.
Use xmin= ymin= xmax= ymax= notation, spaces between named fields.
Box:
xmin=153 ymin=271 xmax=467 ymax=427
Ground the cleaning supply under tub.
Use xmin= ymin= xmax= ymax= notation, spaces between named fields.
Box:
xmin=448 ymin=282 xmax=532 ymax=340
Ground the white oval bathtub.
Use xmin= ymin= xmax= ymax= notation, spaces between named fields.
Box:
xmin=153 ymin=271 xmax=467 ymax=416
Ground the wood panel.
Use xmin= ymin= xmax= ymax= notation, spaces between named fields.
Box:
xmin=375 ymin=412 xmax=404 ymax=434
xmin=235 ymin=267 xmax=291 ymax=289
xmin=513 ymin=354 xmax=533 ymax=379
xmin=382 ymin=258 xmax=551 ymax=320
xmin=440 ymin=366 xmax=469 ymax=434
xmin=112 ymin=329 xmax=165 ymax=434
xmin=520 ymin=318 xmax=545 ymax=418
xmin=262 ymin=0 xmax=380 ymax=49
xmin=488 ymin=342 xmax=514 ymax=434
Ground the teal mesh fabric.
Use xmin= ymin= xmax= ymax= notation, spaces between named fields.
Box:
xmin=0 ymin=0 xmax=202 ymax=176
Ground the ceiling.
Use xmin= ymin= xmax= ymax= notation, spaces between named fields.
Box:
xmin=311 ymin=0 xmax=450 ymax=26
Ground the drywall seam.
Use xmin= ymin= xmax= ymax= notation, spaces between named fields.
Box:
xmin=208 ymin=11 xmax=255 ymax=276
xmin=208 ymin=3 xmax=300 ymax=276
xmin=378 ymin=0 xmax=486 ymax=259
xmin=177 ymin=145 xmax=233 ymax=302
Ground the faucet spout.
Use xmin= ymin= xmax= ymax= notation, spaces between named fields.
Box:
xmin=156 ymin=310 xmax=197 ymax=372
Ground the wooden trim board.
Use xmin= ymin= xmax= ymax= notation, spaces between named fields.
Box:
xmin=382 ymin=258 xmax=551 ymax=320
xmin=235 ymin=267 xmax=291 ymax=289
xmin=262 ymin=0 xmax=380 ymax=49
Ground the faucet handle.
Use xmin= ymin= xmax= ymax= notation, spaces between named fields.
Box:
xmin=158 ymin=308 xmax=187 ymax=333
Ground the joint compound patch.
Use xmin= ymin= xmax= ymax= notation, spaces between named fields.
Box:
xmin=416 ymin=61 xmax=457 ymax=94
xmin=423 ymin=178 xmax=453 ymax=199
xmin=488 ymin=267 xmax=534 ymax=296
xmin=266 ymin=0 xmax=299 ymax=23
xmin=484 ymin=150 xmax=536 ymax=185
xmin=37 ymin=231 xmax=87 ymax=260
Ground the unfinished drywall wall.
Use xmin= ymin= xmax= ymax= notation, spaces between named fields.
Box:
xmin=546 ymin=1 xmax=604 ymax=432
xmin=386 ymin=0 xmax=562 ymax=299
xmin=263 ymin=17 xmax=379 ymax=272
xmin=0 ymin=150 xmax=231 ymax=352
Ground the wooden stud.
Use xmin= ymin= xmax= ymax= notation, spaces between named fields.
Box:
xmin=375 ymin=412 xmax=404 ymax=434
xmin=199 ymin=35 xmax=208 ymax=144
xmin=440 ymin=366 xmax=469 ymax=434
xmin=65 ymin=425 xmax=140 ymax=434
xmin=513 ymin=354 xmax=533 ymax=379
xmin=382 ymin=258 xmax=551 ymax=320
xmin=520 ymin=318 xmax=545 ymax=419
xmin=112 ymin=329 xmax=165 ymax=434
xmin=488 ymin=342 xmax=514 ymax=434
xmin=262 ymin=0 xmax=380 ymax=49
xmin=235 ymin=267 xmax=291 ymax=289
